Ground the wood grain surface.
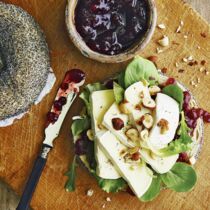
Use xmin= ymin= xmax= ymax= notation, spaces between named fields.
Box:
xmin=0 ymin=0 xmax=210 ymax=210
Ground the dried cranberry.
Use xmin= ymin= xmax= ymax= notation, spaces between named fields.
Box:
xmin=54 ymin=100 xmax=63 ymax=111
xmin=64 ymin=69 xmax=85 ymax=84
xmin=126 ymin=187 xmax=135 ymax=196
xmin=59 ymin=96 xmax=67 ymax=105
xmin=196 ymin=108 xmax=204 ymax=118
xmin=60 ymin=83 xmax=69 ymax=91
xmin=112 ymin=118 xmax=124 ymax=130
xmin=47 ymin=112 xmax=59 ymax=123
xmin=183 ymin=103 xmax=190 ymax=112
xmin=104 ymin=79 xmax=115 ymax=89
xmin=75 ymin=139 xmax=88 ymax=155
xmin=186 ymin=108 xmax=199 ymax=120
xmin=177 ymin=152 xmax=189 ymax=163
xmin=90 ymin=4 xmax=98 ymax=13
xmin=203 ymin=111 xmax=210 ymax=123
xmin=165 ymin=78 xmax=175 ymax=86
xmin=183 ymin=91 xmax=191 ymax=104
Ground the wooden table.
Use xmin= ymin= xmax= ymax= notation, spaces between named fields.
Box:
xmin=0 ymin=0 xmax=209 ymax=209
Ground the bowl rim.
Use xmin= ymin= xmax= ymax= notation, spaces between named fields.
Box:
xmin=65 ymin=0 xmax=157 ymax=63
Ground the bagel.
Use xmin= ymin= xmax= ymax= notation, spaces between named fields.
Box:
xmin=0 ymin=2 xmax=55 ymax=125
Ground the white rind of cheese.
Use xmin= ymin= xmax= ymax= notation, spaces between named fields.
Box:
xmin=124 ymin=82 xmax=151 ymax=106
xmin=140 ymin=149 xmax=178 ymax=174
xmin=97 ymin=131 xmax=153 ymax=198
xmin=91 ymin=90 xmax=115 ymax=133
xmin=90 ymin=90 xmax=121 ymax=179
xmin=103 ymin=103 xmax=137 ymax=147
xmin=148 ymin=93 xmax=180 ymax=149
xmin=95 ymin=132 xmax=121 ymax=179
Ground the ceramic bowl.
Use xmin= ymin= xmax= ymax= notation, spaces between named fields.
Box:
xmin=66 ymin=0 xmax=157 ymax=63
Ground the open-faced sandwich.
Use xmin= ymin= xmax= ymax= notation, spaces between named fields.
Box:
xmin=66 ymin=56 xmax=209 ymax=201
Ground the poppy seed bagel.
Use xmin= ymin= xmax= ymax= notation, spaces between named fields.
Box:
xmin=0 ymin=2 xmax=51 ymax=121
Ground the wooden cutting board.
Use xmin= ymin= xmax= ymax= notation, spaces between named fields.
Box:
xmin=0 ymin=0 xmax=210 ymax=209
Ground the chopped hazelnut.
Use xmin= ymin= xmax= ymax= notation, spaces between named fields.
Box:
xmin=158 ymin=36 xmax=169 ymax=47
xmin=112 ymin=118 xmax=124 ymax=130
xmin=157 ymin=119 xmax=169 ymax=134
xmin=157 ymin=23 xmax=166 ymax=29
xmin=87 ymin=129 xmax=94 ymax=141
xmin=142 ymin=114 xmax=154 ymax=129
xmin=149 ymin=85 xmax=161 ymax=96
xmin=201 ymin=60 xmax=206 ymax=65
xmin=147 ymin=56 xmax=158 ymax=63
xmin=125 ymin=128 xmax=139 ymax=142
xmin=161 ymin=67 xmax=168 ymax=73
xmin=142 ymin=97 xmax=156 ymax=109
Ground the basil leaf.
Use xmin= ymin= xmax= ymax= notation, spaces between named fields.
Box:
xmin=71 ymin=116 xmax=90 ymax=136
xmin=161 ymin=162 xmax=197 ymax=192
xmin=65 ymin=156 xmax=77 ymax=192
xmin=162 ymin=84 xmax=184 ymax=111
xmin=80 ymin=83 xmax=105 ymax=115
xmin=113 ymin=82 xmax=124 ymax=104
xmin=140 ymin=175 xmax=162 ymax=202
xmin=124 ymin=56 xmax=159 ymax=88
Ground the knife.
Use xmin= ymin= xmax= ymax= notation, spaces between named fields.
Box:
xmin=16 ymin=69 xmax=85 ymax=210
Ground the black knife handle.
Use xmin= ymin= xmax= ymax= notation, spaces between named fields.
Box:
xmin=16 ymin=145 xmax=51 ymax=210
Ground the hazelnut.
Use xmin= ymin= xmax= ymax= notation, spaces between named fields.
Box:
xmin=142 ymin=114 xmax=154 ymax=129
xmin=86 ymin=129 xmax=94 ymax=141
xmin=157 ymin=119 xmax=169 ymax=134
xmin=131 ymin=152 xmax=141 ymax=161
xmin=112 ymin=118 xmax=124 ymax=130
xmin=128 ymin=146 xmax=140 ymax=155
xmin=147 ymin=56 xmax=158 ymax=63
xmin=125 ymin=128 xmax=139 ymax=142
xmin=157 ymin=23 xmax=166 ymax=30
xmin=119 ymin=101 xmax=133 ymax=114
xmin=140 ymin=129 xmax=149 ymax=141
xmin=149 ymin=85 xmax=161 ymax=96
xmin=142 ymin=97 xmax=156 ymax=109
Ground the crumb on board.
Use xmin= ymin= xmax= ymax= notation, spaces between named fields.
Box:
xmin=86 ymin=189 xmax=94 ymax=197
xmin=106 ymin=197 xmax=111 ymax=202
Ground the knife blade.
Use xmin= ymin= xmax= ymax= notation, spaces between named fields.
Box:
xmin=17 ymin=69 xmax=85 ymax=210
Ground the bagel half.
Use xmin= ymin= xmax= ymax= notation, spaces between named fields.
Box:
xmin=0 ymin=2 xmax=55 ymax=125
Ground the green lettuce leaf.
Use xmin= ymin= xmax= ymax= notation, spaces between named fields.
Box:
xmin=140 ymin=175 xmax=162 ymax=202
xmin=159 ymin=139 xmax=192 ymax=156
xmin=158 ymin=112 xmax=192 ymax=156
xmin=117 ymin=70 xmax=126 ymax=88
xmin=160 ymin=162 xmax=197 ymax=192
xmin=124 ymin=56 xmax=159 ymax=88
xmin=71 ymin=116 xmax=90 ymax=136
xmin=162 ymin=84 xmax=184 ymax=111
xmin=95 ymin=175 xmax=127 ymax=193
xmin=113 ymin=82 xmax=125 ymax=104
xmin=178 ymin=112 xmax=192 ymax=143
xmin=80 ymin=83 xmax=105 ymax=115
xmin=65 ymin=156 xmax=77 ymax=192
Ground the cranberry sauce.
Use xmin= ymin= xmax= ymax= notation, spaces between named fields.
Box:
xmin=75 ymin=0 xmax=150 ymax=55
xmin=46 ymin=69 xmax=85 ymax=125
xmin=183 ymin=91 xmax=210 ymax=129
